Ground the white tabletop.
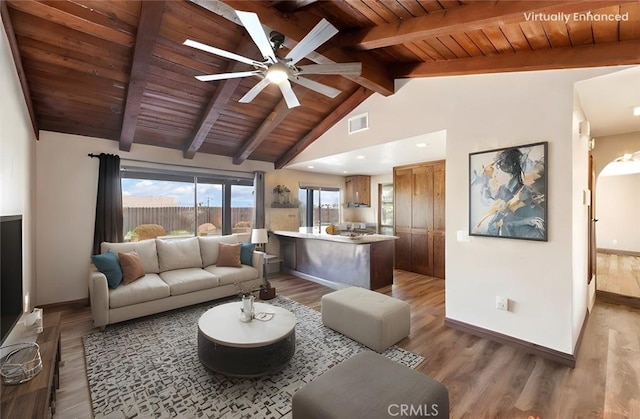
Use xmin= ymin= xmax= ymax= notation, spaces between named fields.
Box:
xmin=198 ymin=302 xmax=296 ymax=348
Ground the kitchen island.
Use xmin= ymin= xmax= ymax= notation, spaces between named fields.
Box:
xmin=273 ymin=231 xmax=397 ymax=290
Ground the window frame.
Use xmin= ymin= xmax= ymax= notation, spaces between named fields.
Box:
xmin=121 ymin=168 xmax=254 ymax=237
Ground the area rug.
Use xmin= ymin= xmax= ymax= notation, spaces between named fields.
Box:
xmin=83 ymin=295 xmax=424 ymax=418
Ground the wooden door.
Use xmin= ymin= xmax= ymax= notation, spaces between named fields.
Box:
xmin=393 ymin=161 xmax=446 ymax=278
xmin=588 ymin=153 xmax=597 ymax=284
xmin=411 ymin=165 xmax=432 ymax=275
xmin=394 ymin=168 xmax=413 ymax=271
xmin=432 ymin=162 xmax=446 ymax=278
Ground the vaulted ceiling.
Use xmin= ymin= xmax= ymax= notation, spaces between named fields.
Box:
xmin=3 ymin=0 xmax=639 ymax=169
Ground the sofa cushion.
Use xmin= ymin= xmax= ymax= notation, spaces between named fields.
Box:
xmin=217 ymin=242 xmax=242 ymax=267
xmin=119 ymin=250 xmax=146 ymax=285
xmin=156 ymin=237 xmax=203 ymax=272
xmin=240 ymin=243 xmax=255 ymax=266
xmin=91 ymin=251 xmax=123 ymax=289
xmin=101 ymin=240 xmax=159 ymax=273
xmin=109 ymin=273 xmax=170 ymax=308
xmin=159 ymin=268 xmax=219 ymax=296
xmin=198 ymin=235 xmax=238 ymax=267
xmin=205 ymin=265 xmax=259 ymax=286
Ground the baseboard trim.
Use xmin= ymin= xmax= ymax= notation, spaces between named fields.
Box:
xmin=597 ymin=248 xmax=640 ymax=257
xmin=596 ymin=290 xmax=640 ymax=309
xmin=444 ymin=317 xmax=576 ymax=368
xmin=573 ymin=309 xmax=589 ymax=360
xmin=39 ymin=297 xmax=89 ymax=310
xmin=283 ymin=268 xmax=349 ymax=291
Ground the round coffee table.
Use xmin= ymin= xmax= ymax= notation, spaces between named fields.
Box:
xmin=198 ymin=301 xmax=296 ymax=377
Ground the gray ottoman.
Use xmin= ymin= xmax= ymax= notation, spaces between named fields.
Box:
xmin=292 ymin=352 xmax=449 ymax=419
xmin=321 ymin=287 xmax=410 ymax=352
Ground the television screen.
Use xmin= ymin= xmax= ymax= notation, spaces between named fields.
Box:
xmin=1 ymin=215 xmax=23 ymax=345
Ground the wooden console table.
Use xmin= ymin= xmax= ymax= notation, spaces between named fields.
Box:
xmin=0 ymin=311 xmax=62 ymax=418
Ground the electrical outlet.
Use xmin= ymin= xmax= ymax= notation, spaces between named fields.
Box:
xmin=496 ymin=296 xmax=509 ymax=311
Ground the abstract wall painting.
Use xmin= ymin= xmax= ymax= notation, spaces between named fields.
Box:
xmin=469 ymin=142 xmax=548 ymax=241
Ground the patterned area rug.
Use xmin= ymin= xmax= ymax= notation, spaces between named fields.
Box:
xmin=83 ymin=295 xmax=424 ymax=418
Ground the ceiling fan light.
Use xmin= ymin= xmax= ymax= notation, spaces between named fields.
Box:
xmin=266 ymin=66 xmax=288 ymax=84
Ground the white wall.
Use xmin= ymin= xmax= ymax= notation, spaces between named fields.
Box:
xmin=1 ymin=18 xmax=37 ymax=313
xmin=570 ymin=91 xmax=590 ymax=349
xmin=307 ymin=67 xmax=621 ymax=354
xmin=596 ymin=173 xmax=640 ymax=252
xmin=35 ymin=131 xmax=272 ymax=305
xmin=592 ymin=132 xmax=640 ymax=177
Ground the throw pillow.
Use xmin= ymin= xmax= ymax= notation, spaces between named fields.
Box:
xmin=91 ymin=251 xmax=123 ymax=289
xmin=217 ymin=242 xmax=242 ymax=268
xmin=240 ymin=243 xmax=255 ymax=266
xmin=118 ymin=250 xmax=146 ymax=284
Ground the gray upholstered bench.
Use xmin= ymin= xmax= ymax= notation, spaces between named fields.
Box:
xmin=292 ymin=351 xmax=449 ymax=419
xmin=321 ymin=287 xmax=410 ymax=352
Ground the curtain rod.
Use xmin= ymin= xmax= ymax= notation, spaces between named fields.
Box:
xmin=87 ymin=153 xmax=256 ymax=176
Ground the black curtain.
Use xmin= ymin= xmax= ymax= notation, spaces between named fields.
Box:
xmin=92 ymin=153 xmax=123 ymax=254
xmin=253 ymin=171 xmax=265 ymax=229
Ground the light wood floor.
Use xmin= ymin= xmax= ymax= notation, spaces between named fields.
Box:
xmin=52 ymin=270 xmax=640 ymax=418
xmin=597 ymin=253 xmax=640 ymax=298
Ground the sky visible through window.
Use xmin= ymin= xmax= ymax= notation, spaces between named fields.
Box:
xmin=122 ymin=179 xmax=254 ymax=207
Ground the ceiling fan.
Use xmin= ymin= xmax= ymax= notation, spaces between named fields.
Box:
xmin=183 ymin=10 xmax=362 ymax=109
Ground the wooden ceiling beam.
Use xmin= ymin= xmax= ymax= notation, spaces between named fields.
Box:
xmin=197 ymin=0 xmax=393 ymax=96
xmin=233 ymin=87 xmax=308 ymax=165
xmin=340 ymin=1 xmax=625 ymax=50
xmin=393 ymin=39 xmax=640 ymax=78
xmin=274 ymin=0 xmax=319 ymax=13
xmin=275 ymin=86 xmax=373 ymax=169
xmin=183 ymin=37 xmax=255 ymax=159
xmin=1 ymin=2 xmax=39 ymax=139
xmin=119 ymin=1 xmax=165 ymax=152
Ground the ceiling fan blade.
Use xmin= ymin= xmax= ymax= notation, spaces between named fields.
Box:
xmin=195 ymin=71 xmax=261 ymax=82
xmin=184 ymin=39 xmax=264 ymax=68
xmin=285 ymin=18 xmax=338 ymax=65
xmin=289 ymin=76 xmax=341 ymax=99
xmin=239 ymin=78 xmax=271 ymax=103
xmin=297 ymin=63 xmax=362 ymax=76
xmin=235 ymin=11 xmax=277 ymax=63
xmin=278 ymin=79 xmax=301 ymax=108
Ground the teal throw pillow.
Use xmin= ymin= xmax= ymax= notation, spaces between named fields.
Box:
xmin=91 ymin=251 xmax=123 ymax=289
xmin=240 ymin=243 xmax=255 ymax=266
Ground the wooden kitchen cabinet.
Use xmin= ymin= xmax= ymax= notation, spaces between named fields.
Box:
xmin=345 ymin=175 xmax=370 ymax=207
xmin=393 ymin=161 xmax=445 ymax=278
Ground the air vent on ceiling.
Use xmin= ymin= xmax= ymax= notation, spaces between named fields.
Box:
xmin=348 ymin=113 xmax=369 ymax=134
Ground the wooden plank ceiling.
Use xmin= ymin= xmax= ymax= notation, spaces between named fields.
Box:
xmin=3 ymin=0 xmax=640 ymax=168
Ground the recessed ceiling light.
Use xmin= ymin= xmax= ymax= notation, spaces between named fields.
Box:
xmin=356 ymin=155 xmax=365 ymax=159
xmin=416 ymin=143 xmax=427 ymax=148
xmin=633 ymin=106 xmax=640 ymax=117
xmin=343 ymin=171 xmax=348 ymax=174
xmin=307 ymin=165 xmax=314 ymax=169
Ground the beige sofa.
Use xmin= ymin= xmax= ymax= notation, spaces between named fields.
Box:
xmin=89 ymin=234 xmax=264 ymax=328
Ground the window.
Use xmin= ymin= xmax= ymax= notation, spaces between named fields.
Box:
xmin=196 ymin=181 xmax=223 ymax=236
xmin=231 ymin=184 xmax=254 ymax=234
xmin=379 ymin=183 xmax=393 ymax=236
xmin=121 ymin=170 xmax=253 ymax=239
xmin=299 ymin=186 xmax=340 ymax=232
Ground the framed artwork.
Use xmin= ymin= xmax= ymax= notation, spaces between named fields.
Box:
xmin=469 ymin=141 xmax=548 ymax=241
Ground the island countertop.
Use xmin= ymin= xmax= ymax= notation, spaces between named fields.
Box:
xmin=273 ymin=230 xmax=396 ymax=289
xmin=273 ymin=230 xmax=398 ymax=244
